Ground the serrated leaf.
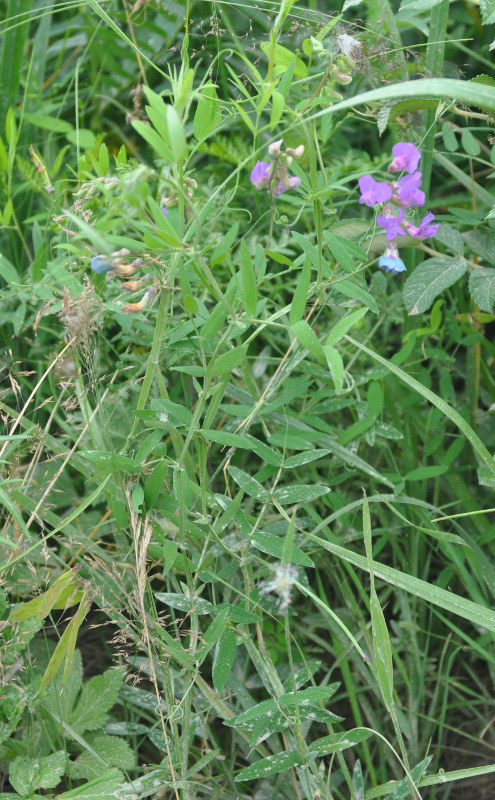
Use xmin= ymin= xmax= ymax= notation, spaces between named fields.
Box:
xmin=469 ymin=267 xmax=495 ymax=312
xmin=69 ymin=734 xmax=135 ymax=779
xmin=234 ymin=751 xmax=303 ymax=782
xmin=55 ymin=768 xmax=123 ymax=800
xmin=252 ymin=532 xmax=314 ymax=566
xmin=70 ymin=669 xmax=124 ymax=735
xmin=403 ymin=258 xmax=467 ymax=315
xmin=10 ymin=752 xmax=66 ymax=795
xmin=464 ymin=228 xmax=495 ymax=263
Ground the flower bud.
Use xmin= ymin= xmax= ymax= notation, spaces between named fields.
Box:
xmin=286 ymin=145 xmax=304 ymax=159
xmin=268 ymin=139 xmax=283 ymax=157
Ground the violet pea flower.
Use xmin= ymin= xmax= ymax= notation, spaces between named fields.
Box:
xmin=406 ymin=212 xmax=439 ymax=240
xmin=358 ymin=174 xmax=392 ymax=207
xmin=250 ymin=160 xmax=270 ymax=189
xmin=387 ymin=142 xmax=421 ymax=174
xmin=376 ymin=208 xmax=407 ymax=240
xmin=395 ymin=172 xmax=425 ymax=208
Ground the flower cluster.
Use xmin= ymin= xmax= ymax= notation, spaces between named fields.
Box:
xmin=250 ymin=140 xmax=304 ymax=197
xmin=358 ymin=142 xmax=439 ymax=274
xmin=89 ymin=248 xmax=154 ymax=314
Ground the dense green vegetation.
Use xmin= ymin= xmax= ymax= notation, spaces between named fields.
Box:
xmin=2 ymin=1 xmax=495 ymax=798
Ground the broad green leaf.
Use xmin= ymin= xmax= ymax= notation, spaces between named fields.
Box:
xmin=10 ymin=570 xmax=75 ymax=622
xmin=213 ymin=626 xmax=236 ymax=692
xmin=41 ymin=592 xmax=91 ymax=688
xmin=55 ymin=768 xmax=123 ymax=800
xmin=150 ymin=398 xmax=193 ymax=427
xmin=10 ymin=752 xmax=66 ymax=794
xmin=69 ymin=734 xmax=134 ymax=779
xmin=271 ymin=484 xmax=330 ymax=505
xmin=403 ymin=257 xmax=467 ymax=315
xmin=234 ymin=751 xmax=303 ymax=782
xmin=70 ymin=669 xmax=124 ymax=735
xmin=25 ymin=113 xmax=74 ymax=133
xmin=469 ymin=267 xmax=495 ymax=312
xmin=324 ymin=230 xmax=356 ymax=271
xmin=252 ymin=532 xmax=314 ymax=566
xmin=240 ymin=240 xmax=257 ymax=316
xmin=400 ymin=0 xmax=444 ymax=11
xmin=464 ymin=228 xmax=495 ymax=262
xmin=212 ymin=344 xmax=248 ymax=375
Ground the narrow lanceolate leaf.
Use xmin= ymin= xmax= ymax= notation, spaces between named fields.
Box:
xmin=240 ymin=240 xmax=257 ymax=316
xmin=213 ymin=626 xmax=236 ymax=692
xmin=469 ymin=268 xmax=495 ymax=312
xmin=234 ymin=751 xmax=303 ymax=782
xmin=403 ymin=257 xmax=467 ymax=315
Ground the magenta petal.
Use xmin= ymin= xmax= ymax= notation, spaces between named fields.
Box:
xmin=250 ymin=160 xmax=270 ymax=189
xmin=388 ymin=142 xmax=421 ymax=174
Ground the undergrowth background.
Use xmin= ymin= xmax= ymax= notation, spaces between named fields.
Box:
xmin=2 ymin=0 xmax=495 ymax=798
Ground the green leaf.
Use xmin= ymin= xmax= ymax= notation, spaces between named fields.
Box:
xmin=324 ymin=230 xmax=357 ymax=271
xmin=166 ymin=105 xmax=186 ymax=161
xmin=283 ymin=449 xmax=331 ymax=468
xmin=25 ymin=113 xmax=74 ymax=133
xmin=464 ymin=228 xmax=495 ymax=263
xmin=70 ymin=669 xmax=124 ymax=735
xmin=194 ymin=83 xmax=220 ymax=140
xmin=240 ymin=240 xmax=257 ymax=316
xmin=55 ymin=768 xmax=123 ymax=800
xmin=213 ymin=626 xmax=236 ymax=692
xmin=69 ymin=734 xmax=135 ymax=779
xmin=403 ymin=257 xmax=467 ymax=315
xmin=469 ymin=267 xmax=495 ymax=312
xmin=144 ymin=460 xmax=169 ymax=511
xmin=270 ymin=90 xmax=284 ymax=127
xmin=405 ymin=465 xmax=448 ymax=481
xmin=308 ymin=729 xmax=373 ymax=756
xmin=212 ymin=344 xmax=249 ymax=375
xmin=252 ymin=532 xmax=314 ymax=566
xmin=399 ymin=0 xmax=443 ymax=11
xmin=10 ymin=752 xmax=66 ymax=795
xmin=271 ymin=484 xmax=330 ymax=505
xmin=291 ymin=319 xmax=325 ymax=363
xmin=260 ymin=42 xmax=308 ymax=78
xmin=441 ymin=122 xmax=458 ymax=152
xmin=326 ymin=308 xmax=368 ymax=346
xmin=227 ymin=466 xmax=269 ymax=501
xmin=324 ymin=345 xmax=344 ymax=394
xmin=289 ymin=256 xmax=311 ymax=325
xmin=235 ymin=751 xmax=303 ymax=782
xmin=131 ymin=119 xmax=172 ymax=161
xmin=336 ymin=279 xmax=379 ymax=314
xmin=154 ymin=592 xmax=214 ymax=615
xmin=461 ymin=128 xmax=481 ymax=156
xmin=150 ymin=398 xmax=193 ymax=427
xmin=201 ymin=429 xmax=282 ymax=466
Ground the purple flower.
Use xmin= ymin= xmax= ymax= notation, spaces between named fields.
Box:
xmin=162 ymin=206 xmax=168 ymax=217
xmin=387 ymin=142 xmax=421 ymax=174
xmin=376 ymin=207 xmax=406 ymax=240
xmin=405 ymin=212 xmax=439 ymax=240
xmin=275 ymin=175 xmax=301 ymax=196
xmin=395 ymin=172 xmax=425 ymax=208
xmin=358 ymin=174 xmax=392 ymax=207
xmin=250 ymin=160 xmax=270 ymax=189
xmin=378 ymin=243 xmax=406 ymax=273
